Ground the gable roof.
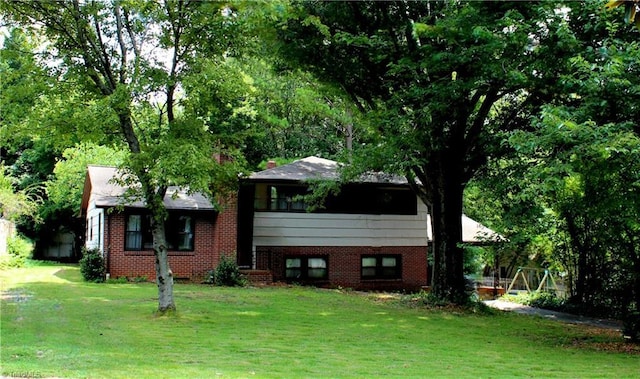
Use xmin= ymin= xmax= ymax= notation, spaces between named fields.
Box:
xmin=248 ymin=156 xmax=407 ymax=185
xmin=80 ymin=165 xmax=215 ymax=211
xmin=249 ymin=156 xmax=340 ymax=181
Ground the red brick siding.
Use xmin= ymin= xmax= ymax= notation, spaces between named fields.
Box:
xmin=257 ymin=246 xmax=428 ymax=291
xmin=104 ymin=202 xmax=238 ymax=282
xmin=213 ymin=194 xmax=237 ymax=257
xmin=240 ymin=270 xmax=273 ymax=285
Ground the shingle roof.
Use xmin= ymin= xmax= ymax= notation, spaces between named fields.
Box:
xmin=81 ymin=165 xmax=215 ymax=211
xmin=248 ymin=156 xmax=408 ymax=184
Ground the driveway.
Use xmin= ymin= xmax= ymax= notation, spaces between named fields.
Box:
xmin=484 ymin=299 xmax=623 ymax=331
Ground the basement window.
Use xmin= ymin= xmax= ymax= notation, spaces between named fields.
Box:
xmin=361 ymin=255 xmax=401 ymax=279
xmin=285 ymin=256 xmax=328 ymax=280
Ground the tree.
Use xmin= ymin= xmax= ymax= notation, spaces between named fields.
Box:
xmin=31 ymin=143 xmax=127 ymax=259
xmin=0 ymin=28 xmax=56 ymax=199
xmin=464 ymin=175 xmax=556 ymax=281
xmin=0 ymin=165 xmax=39 ymax=222
xmin=0 ymin=28 xmax=51 ymax=132
xmin=277 ymin=1 xmax=575 ymax=303
xmin=468 ymin=0 xmax=640 ymax=318
xmin=182 ymin=54 xmax=358 ymax=169
xmin=507 ymin=4 xmax=640 ymax=317
xmin=1 ymin=26 xmax=129 ymax=251
xmin=239 ymin=61 xmax=358 ymax=165
xmin=1 ymin=0 xmax=244 ymax=313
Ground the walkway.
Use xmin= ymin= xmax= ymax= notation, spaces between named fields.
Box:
xmin=484 ymin=299 xmax=623 ymax=331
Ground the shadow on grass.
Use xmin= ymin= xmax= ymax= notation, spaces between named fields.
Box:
xmin=53 ymin=266 xmax=82 ymax=282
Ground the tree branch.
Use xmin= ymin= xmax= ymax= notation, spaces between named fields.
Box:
xmin=114 ymin=2 xmax=129 ymax=84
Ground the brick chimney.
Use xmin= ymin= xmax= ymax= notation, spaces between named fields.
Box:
xmin=266 ymin=160 xmax=277 ymax=169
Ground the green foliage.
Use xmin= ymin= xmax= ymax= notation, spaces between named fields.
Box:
xmin=0 ymin=0 xmax=266 ymax=312
xmin=466 ymin=1 xmax=640 ymax=319
xmin=207 ymin=254 xmax=246 ymax=287
xmin=46 ymin=143 xmax=126 ymax=215
xmin=413 ymin=290 xmax=454 ymax=308
xmin=183 ymin=57 xmax=355 ymax=169
xmin=79 ymin=248 xmax=105 ymax=283
xmin=527 ymin=292 xmax=567 ymax=311
xmin=502 ymin=291 xmax=567 ymax=312
xmin=0 ymin=28 xmax=51 ymax=129
xmin=106 ymin=276 xmax=128 ymax=284
xmin=0 ymin=234 xmax=34 ymax=268
xmin=278 ymin=1 xmax=579 ymax=303
xmin=0 ymin=165 xmax=40 ymax=222
xmin=463 ymin=245 xmax=485 ymax=276
xmin=406 ymin=290 xmax=492 ymax=314
xmin=256 ymin=157 xmax=297 ymax=171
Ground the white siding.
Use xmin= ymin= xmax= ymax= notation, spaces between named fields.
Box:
xmin=85 ymin=199 xmax=104 ymax=253
xmin=253 ymin=199 xmax=429 ymax=247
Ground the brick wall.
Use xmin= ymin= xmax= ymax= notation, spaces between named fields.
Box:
xmin=213 ymin=194 xmax=237 ymax=259
xmin=105 ymin=208 xmax=235 ymax=282
xmin=257 ymin=246 xmax=428 ymax=291
xmin=101 ymin=199 xmax=427 ymax=291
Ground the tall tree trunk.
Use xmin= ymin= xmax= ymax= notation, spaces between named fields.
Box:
xmin=151 ymin=216 xmax=175 ymax=312
xmin=565 ymin=212 xmax=587 ymax=305
xmin=428 ymin=154 xmax=466 ymax=303
xmin=140 ymin=180 xmax=175 ymax=313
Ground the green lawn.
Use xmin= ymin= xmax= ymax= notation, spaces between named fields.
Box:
xmin=1 ymin=264 xmax=638 ymax=379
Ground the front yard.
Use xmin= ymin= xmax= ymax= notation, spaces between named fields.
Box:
xmin=1 ymin=263 xmax=638 ymax=378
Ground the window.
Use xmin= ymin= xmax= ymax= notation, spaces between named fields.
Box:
xmin=268 ymin=185 xmax=307 ymax=212
xmin=124 ymin=213 xmax=194 ymax=251
xmin=167 ymin=215 xmax=194 ymax=251
xmin=285 ymin=256 xmax=328 ymax=280
xmin=323 ymin=185 xmax=417 ymax=215
xmin=125 ymin=215 xmax=142 ymax=250
xmin=254 ymin=183 xmax=416 ymax=215
xmin=361 ymin=255 xmax=401 ymax=279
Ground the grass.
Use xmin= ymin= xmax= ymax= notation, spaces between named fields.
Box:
xmin=1 ymin=263 xmax=638 ymax=379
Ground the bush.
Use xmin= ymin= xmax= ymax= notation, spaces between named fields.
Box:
xmin=0 ymin=235 xmax=34 ymax=268
xmin=79 ymin=248 xmax=105 ymax=283
xmin=106 ymin=276 xmax=128 ymax=284
xmin=207 ymin=255 xmax=246 ymax=287
xmin=527 ymin=291 xmax=565 ymax=311
xmin=502 ymin=291 xmax=566 ymax=311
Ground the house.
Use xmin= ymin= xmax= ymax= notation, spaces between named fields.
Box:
xmin=235 ymin=156 xmax=497 ymax=291
xmin=81 ymin=165 xmax=236 ymax=281
xmin=81 ymin=158 xmax=496 ymax=290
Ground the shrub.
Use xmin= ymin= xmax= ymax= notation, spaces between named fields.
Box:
xmin=416 ymin=291 xmax=452 ymax=307
xmin=106 ymin=276 xmax=128 ymax=284
xmin=79 ymin=248 xmax=105 ymax=283
xmin=502 ymin=291 xmax=566 ymax=311
xmin=527 ymin=291 xmax=565 ymax=311
xmin=208 ymin=255 xmax=246 ymax=287
xmin=0 ymin=234 xmax=34 ymax=268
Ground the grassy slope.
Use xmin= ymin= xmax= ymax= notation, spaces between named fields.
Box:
xmin=1 ymin=264 xmax=638 ymax=379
